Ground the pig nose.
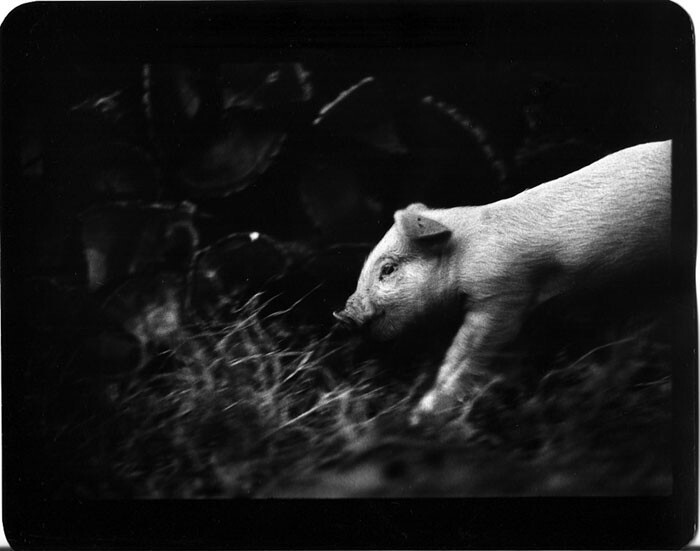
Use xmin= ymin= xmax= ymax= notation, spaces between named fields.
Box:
xmin=333 ymin=309 xmax=360 ymax=329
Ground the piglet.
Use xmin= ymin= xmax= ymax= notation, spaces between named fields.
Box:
xmin=334 ymin=140 xmax=671 ymax=425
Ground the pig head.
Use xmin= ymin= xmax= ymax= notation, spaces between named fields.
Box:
xmin=333 ymin=203 xmax=459 ymax=341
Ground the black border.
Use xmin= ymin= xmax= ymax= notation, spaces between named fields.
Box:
xmin=1 ymin=1 xmax=696 ymax=548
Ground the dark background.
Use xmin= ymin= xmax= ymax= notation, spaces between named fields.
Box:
xmin=2 ymin=1 xmax=696 ymax=548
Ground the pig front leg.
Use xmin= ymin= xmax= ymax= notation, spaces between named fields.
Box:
xmin=409 ymin=298 xmax=528 ymax=426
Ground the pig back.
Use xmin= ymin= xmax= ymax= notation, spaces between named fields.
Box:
xmin=513 ymin=140 xmax=671 ymax=285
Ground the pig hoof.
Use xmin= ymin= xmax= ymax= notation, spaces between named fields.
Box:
xmin=409 ymin=391 xmax=459 ymax=426
xmin=408 ymin=406 xmax=451 ymax=427
xmin=409 ymin=408 xmax=433 ymax=427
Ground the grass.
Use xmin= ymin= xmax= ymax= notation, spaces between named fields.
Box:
xmin=77 ymin=294 xmax=417 ymax=497
xmin=34 ymin=287 xmax=673 ymax=498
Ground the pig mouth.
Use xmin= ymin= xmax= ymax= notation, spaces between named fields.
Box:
xmin=365 ymin=310 xmax=399 ymax=340
xmin=365 ymin=310 xmax=386 ymax=328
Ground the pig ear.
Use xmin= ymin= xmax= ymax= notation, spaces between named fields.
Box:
xmin=404 ymin=202 xmax=429 ymax=213
xmin=394 ymin=208 xmax=451 ymax=243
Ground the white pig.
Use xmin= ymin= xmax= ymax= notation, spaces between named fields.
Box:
xmin=333 ymin=140 xmax=671 ymax=425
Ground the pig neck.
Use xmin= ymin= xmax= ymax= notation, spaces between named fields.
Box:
xmin=424 ymin=196 xmax=570 ymax=305
xmin=426 ymin=202 xmax=558 ymax=265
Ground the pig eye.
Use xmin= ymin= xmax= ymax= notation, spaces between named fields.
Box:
xmin=379 ymin=262 xmax=397 ymax=280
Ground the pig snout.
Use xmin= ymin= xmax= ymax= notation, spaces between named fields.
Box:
xmin=332 ymin=294 xmax=378 ymax=330
xmin=332 ymin=309 xmax=360 ymax=329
